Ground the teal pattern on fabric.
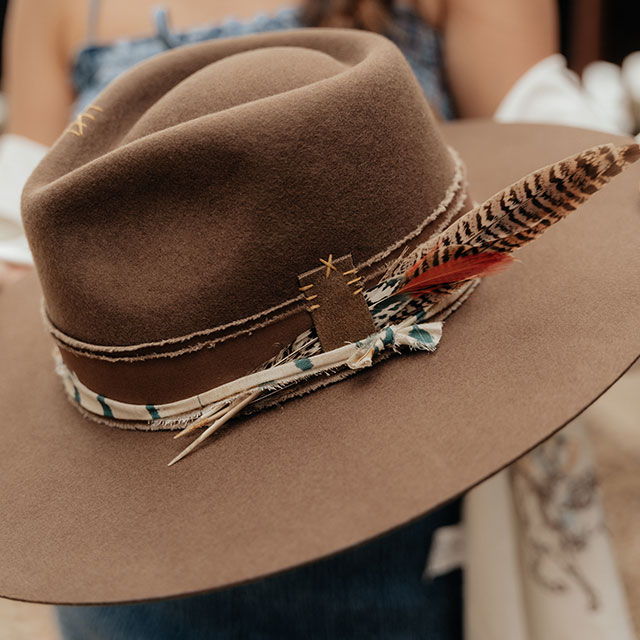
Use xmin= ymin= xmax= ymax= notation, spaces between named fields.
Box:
xmin=372 ymin=296 xmax=407 ymax=313
xmin=73 ymin=384 xmax=81 ymax=404
xmin=97 ymin=395 xmax=114 ymax=418
xmin=146 ymin=405 xmax=160 ymax=420
xmin=294 ymin=358 xmax=313 ymax=371
xmin=408 ymin=325 xmax=433 ymax=345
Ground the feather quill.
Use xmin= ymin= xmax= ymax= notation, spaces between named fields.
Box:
xmin=170 ymin=143 xmax=639 ymax=465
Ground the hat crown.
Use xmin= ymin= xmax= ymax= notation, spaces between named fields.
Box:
xmin=23 ymin=29 xmax=464 ymax=350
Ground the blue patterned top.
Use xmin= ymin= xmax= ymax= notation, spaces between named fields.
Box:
xmin=72 ymin=5 xmax=455 ymax=119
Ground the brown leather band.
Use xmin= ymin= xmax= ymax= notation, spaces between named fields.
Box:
xmin=59 ymin=311 xmax=311 ymax=405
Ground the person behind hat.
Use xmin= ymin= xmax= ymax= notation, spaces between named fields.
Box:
xmin=0 ymin=7 xmax=559 ymax=634
xmin=3 ymin=0 xmax=558 ymax=147
xmin=1 ymin=28 xmax=638 ymax=639
xmin=0 ymin=0 xmax=559 ymax=291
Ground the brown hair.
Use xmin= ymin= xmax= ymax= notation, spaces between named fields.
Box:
xmin=301 ymin=0 xmax=396 ymax=33
xmin=301 ymin=0 xmax=444 ymax=38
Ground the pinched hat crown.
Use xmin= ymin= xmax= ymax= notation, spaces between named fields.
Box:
xmin=22 ymin=26 xmax=639 ymax=463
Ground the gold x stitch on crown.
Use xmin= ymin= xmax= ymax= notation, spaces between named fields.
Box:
xmin=66 ymin=104 xmax=104 ymax=137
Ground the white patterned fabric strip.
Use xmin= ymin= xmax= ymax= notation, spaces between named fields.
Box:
xmin=56 ymin=320 xmax=443 ymax=423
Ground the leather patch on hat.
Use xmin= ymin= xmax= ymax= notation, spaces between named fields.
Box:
xmin=298 ymin=254 xmax=376 ymax=352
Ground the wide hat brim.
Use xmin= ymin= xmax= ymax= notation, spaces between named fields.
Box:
xmin=1 ymin=121 xmax=639 ymax=605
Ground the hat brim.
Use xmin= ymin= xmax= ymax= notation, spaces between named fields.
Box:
xmin=1 ymin=121 xmax=638 ymax=605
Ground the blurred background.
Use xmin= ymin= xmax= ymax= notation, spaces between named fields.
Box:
xmin=1 ymin=0 xmax=640 ymax=134
xmin=0 ymin=0 xmax=638 ymax=131
xmin=0 ymin=0 xmax=8 ymax=124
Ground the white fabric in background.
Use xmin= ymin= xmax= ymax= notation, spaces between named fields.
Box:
xmin=465 ymin=423 xmax=637 ymax=640
xmin=0 ymin=133 xmax=47 ymax=265
xmin=495 ymin=54 xmax=627 ymax=134
xmin=515 ymin=421 xmax=635 ymax=640
xmin=424 ymin=524 xmax=466 ymax=580
xmin=622 ymin=52 xmax=640 ymax=142
xmin=582 ymin=61 xmax=636 ymax=135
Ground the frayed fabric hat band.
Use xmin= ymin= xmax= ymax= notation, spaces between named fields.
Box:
xmin=54 ymin=277 xmax=477 ymax=429
xmin=56 ymin=319 xmax=444 ymax=425
xmin=7 ymin=24 xmax=640 ymax=603
xmin=51 ymin=141 xmax=640 ymax=467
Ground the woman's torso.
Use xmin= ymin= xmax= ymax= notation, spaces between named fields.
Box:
xmin=58 ymin=500 xmax=463 ymax=639
xmin=71 ymin=0 xmax=455 ymax=119
xmin=59 ymin=2 xmax=461 ymax=638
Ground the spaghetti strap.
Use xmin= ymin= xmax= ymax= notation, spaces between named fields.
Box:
xmin=86 ymin=0 xmax=101 ymax=44
xmin=153 ymin=6 xmax=181 ymax=49
xmin=72 ymin=5 xmax=454 ymax=121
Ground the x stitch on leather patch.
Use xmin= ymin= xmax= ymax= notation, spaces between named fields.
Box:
xmin=298 ymin=254 xmax=376 ymax=352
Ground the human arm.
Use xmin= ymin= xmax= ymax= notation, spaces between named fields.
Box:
xmin=425 ymin=0 xmax=559 ymax=118
xmin=3 ymin=0 xmax=75 ymax=145
xmin=0 ymin=0 xmax=73 ymax=285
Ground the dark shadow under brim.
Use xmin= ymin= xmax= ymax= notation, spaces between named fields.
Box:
xmin=0 ymin=121 xmax=639 ymax=605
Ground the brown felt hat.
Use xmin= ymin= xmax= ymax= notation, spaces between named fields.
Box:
xmin=1 ymin=28 xmax=639 ymax=605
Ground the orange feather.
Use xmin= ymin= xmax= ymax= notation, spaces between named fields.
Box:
xmin=397 ymin=251 xmax=514 ymax=297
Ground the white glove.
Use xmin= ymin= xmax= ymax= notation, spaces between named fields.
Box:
xmin=0 ymin=133 xmax=48 ymax=265
xmin=494 ymin=54 xmax=629 ymax=134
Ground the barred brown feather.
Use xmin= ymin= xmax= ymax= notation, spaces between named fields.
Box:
xmin=410 ymin=143 xmax=639 ymax=278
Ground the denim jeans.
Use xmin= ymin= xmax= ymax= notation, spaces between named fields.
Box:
xmin=57 ymin=500 xmax=462 ymax=639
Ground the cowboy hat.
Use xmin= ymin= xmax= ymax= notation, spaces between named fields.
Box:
xmin=1 ymin=28 xmax=639 ymax=604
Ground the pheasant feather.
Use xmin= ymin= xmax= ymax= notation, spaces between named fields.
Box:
xmin=401 ymin=143 xmax=639 ymax=285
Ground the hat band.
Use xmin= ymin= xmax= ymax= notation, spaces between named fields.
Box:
xmin=54 ymin=278 xmax=479 ymax=430
xmin=46 ymin=149 xmax=471 ymax=411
